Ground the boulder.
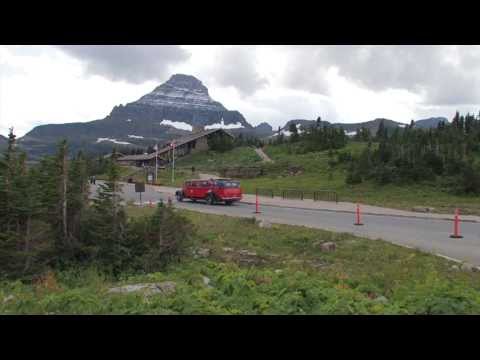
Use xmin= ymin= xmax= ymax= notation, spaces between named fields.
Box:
xmin=194 ymin=248 xmax=211 ymax=258
xmin=202 ymin=276 xmax=213 ymax=288
xmin=236 ymin=249 xmax=265 ymax=266
xmin=2 ymin=294 xmax=15 ymax=304
xmin=108 ymin=281 xmax=176 ymax=296
xmin=257 ymin=219 xmax=272 ymax=228
xmin=238 ymin=249 xmax=257 ymax=257
xmin=222 ymin=247 xmax=234 ymax=253
xmin=320 ymin=242 xmax=336 ymax=252
xmin=307 ymin=260 xmax=329 ymax=269
xmin=461 ymin=263 xmax=479 ymax=272
xmin=373 ymin=296 xmax=389 ymax=304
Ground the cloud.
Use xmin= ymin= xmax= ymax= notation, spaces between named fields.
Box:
xmin=56 ymin=45 xmax=191 ymax=84
xmin=211 ymin=46 xmax=268 ymax=96
xmin=280 ymin=45 xmax=480 ymax=106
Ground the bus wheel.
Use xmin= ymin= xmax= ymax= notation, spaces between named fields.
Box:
xmin=225 ymin=200 xmax=233 ymax=206
xmin=207 ymin=194 xmax=215 ymax=205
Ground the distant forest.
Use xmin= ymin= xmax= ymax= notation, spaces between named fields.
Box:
xmin=345 ymin=112 xmax=480 ymax=194
xmin=267 ymin=112 xmax=480 ymax=194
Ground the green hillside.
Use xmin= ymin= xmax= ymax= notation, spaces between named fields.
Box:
xmin=2 ymin=207 xmax=480 ymax=315
xmin=157 ymin=142 xmax=480 ymax=215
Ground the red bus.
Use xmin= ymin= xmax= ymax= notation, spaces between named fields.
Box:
xmin=175 ymin=178 xmax=242 ymax=205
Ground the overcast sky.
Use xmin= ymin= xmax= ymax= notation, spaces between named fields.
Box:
xmin=1 ymin=45 xmax=480 ymax=137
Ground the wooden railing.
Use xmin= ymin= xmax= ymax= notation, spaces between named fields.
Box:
xmin=255 ymin=188 xmax=338 ymax=203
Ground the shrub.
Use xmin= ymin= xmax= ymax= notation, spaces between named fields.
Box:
xmin=346 ymin=168 xmax=363 ymax=185
xmin=126 ymin=203 xmax=194 ymax=273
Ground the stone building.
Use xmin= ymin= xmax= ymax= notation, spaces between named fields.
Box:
xmin=116 ymin=128 xmax=233 ymax=167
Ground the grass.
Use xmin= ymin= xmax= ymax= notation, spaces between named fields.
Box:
xmin=2 ymin=206 xmax=480 ymax=314
xmin=115 ymin=146 xmax=261 ymax=188
xmin=146 ymin=141 xmax=480 ymax=215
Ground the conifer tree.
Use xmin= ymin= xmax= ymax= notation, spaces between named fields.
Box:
xmin=90 ymin=148 xmax=128 ymax=273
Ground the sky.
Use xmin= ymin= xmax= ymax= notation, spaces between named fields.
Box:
xmin=1 ymin=45 xmax=480 ymax=137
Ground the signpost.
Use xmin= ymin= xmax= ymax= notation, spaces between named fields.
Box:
xmin=135 ymin=182 xmax=145 ymax=205
xmin=171 ymin=141 xmax=176 ymax=184
xmin=154 ymin=144 xmax=158 ymax=184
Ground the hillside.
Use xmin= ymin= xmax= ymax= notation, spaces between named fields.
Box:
xmin=0 ymin=135 xmax=7 ymax=149
xmin=158 ymin=140 xmax=480 ymax=215
xmin=413 ymin=117 xmax=448 ymax=129
xmin=2 ymin=207 xmax=480 ymax=315
xmin=275 ymin=117 xmax=447 ymax=138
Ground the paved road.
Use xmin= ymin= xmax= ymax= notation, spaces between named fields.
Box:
xmin=91 ymin=182 xmax=480 ymax=266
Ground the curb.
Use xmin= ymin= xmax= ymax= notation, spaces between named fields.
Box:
xmin=149 ymin=185 xmax=480 ymax=224
xmin=238 ymin=199 xmax=480 ymax=223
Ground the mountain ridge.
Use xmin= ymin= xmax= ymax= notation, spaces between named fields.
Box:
xmin=19 ymin=74 xmax=253 ymax=159
xmin=15 ymin=73 xmax=451 ymax=158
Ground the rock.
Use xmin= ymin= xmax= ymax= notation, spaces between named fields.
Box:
xmin=222 ymin=247 xmax=234 ymax=253
xmin=373 ymin=296 xmax=388 ymax=304
xmin=412 ymin=206 xmax=435 ymax=213
xmin=320 ymin=242 xmax=336 ymax=252
xmin=2 ymin=295 xmax=15 ymax=304
xmin=238 ymin=249 xmax=257 ymax=257
xmin=108 ymin=281 xmax=176 ymax=296
xmin=195 ymin=248 xmax=211 ymax=258
xmin=234 ymin=249 xmax=265 ymax=266
xmin=307 ymin=260 xmax=328 ymax=269
xmin=286 ymin=165 xmax=304 ymax=176
xmin=20 ymin=73 xmax=259 ymax=165
xmin=461 ymin=263 xmax=479 ymax=272
xmin=451 ymin=265 xmax=460 ymax=271
xmin=257 ymin=219 xmax=272 ymax=228
xmin=274 ymin=269 xmax=283 ymax=274
xmin=202 ymin=276 xmax=212 ymax=287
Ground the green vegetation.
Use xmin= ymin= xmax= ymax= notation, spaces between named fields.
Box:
xmin=151 ymin=115 xmax=480 ymax=214
xmin=2 ymin=208 xmax=480 ymax=315
xmin=347 ymin=114 xmax=480 ymax=195
xmin=175 ymin=146 xmax=262 ymax=171
xmin=0 ymin=130 xmax=192 ymax=280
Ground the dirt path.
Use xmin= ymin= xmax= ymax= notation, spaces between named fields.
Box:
xmin=254 ymin=147 xmax=273 ymax=163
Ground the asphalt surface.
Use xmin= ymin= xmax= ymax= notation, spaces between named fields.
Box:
xmin=90 ymin=182 xmax=480 ymax=266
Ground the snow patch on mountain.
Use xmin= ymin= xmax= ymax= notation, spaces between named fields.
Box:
xmin=205 ymin=119 xmax=244 ymax=130
xmin=128 ymin=135 xmax=144 ymax=139
xmin=126 ymin=119 xmax=132 ymax=122
xmin=160 ymin=119 xmax=193 ymax=131
xmin=345 ymin=131 xmax=357 ymax=136
xmin=96 ymin=138 xmax=131 ymax=145
xmin=269 ymin=124 xmax=306 ymax=138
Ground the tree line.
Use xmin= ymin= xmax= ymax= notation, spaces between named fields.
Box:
xmin=269 ymin=117 xmax=348 ymax=153
xmin=345 ymin=112 xmax=480 ymax=194
xmin=0 ymin=129 xmax=192 ymax=280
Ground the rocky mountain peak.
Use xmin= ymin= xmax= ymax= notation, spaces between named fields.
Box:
xmin=135 ymin=73 xmax=225 ymax=112
xmin=163 ymin=74 xmax=209 ymax=93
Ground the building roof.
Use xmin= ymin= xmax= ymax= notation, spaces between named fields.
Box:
xmin=117 ymin=128 xmax=233 ymax=162
xmin=117 ymin=152 xmax=157 ymax=161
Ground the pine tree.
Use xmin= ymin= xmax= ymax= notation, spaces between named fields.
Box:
xmin=68 ymin=151 xmax=90 ymax=245
xmin=90 ymin=148 xmax=128 ymax=273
